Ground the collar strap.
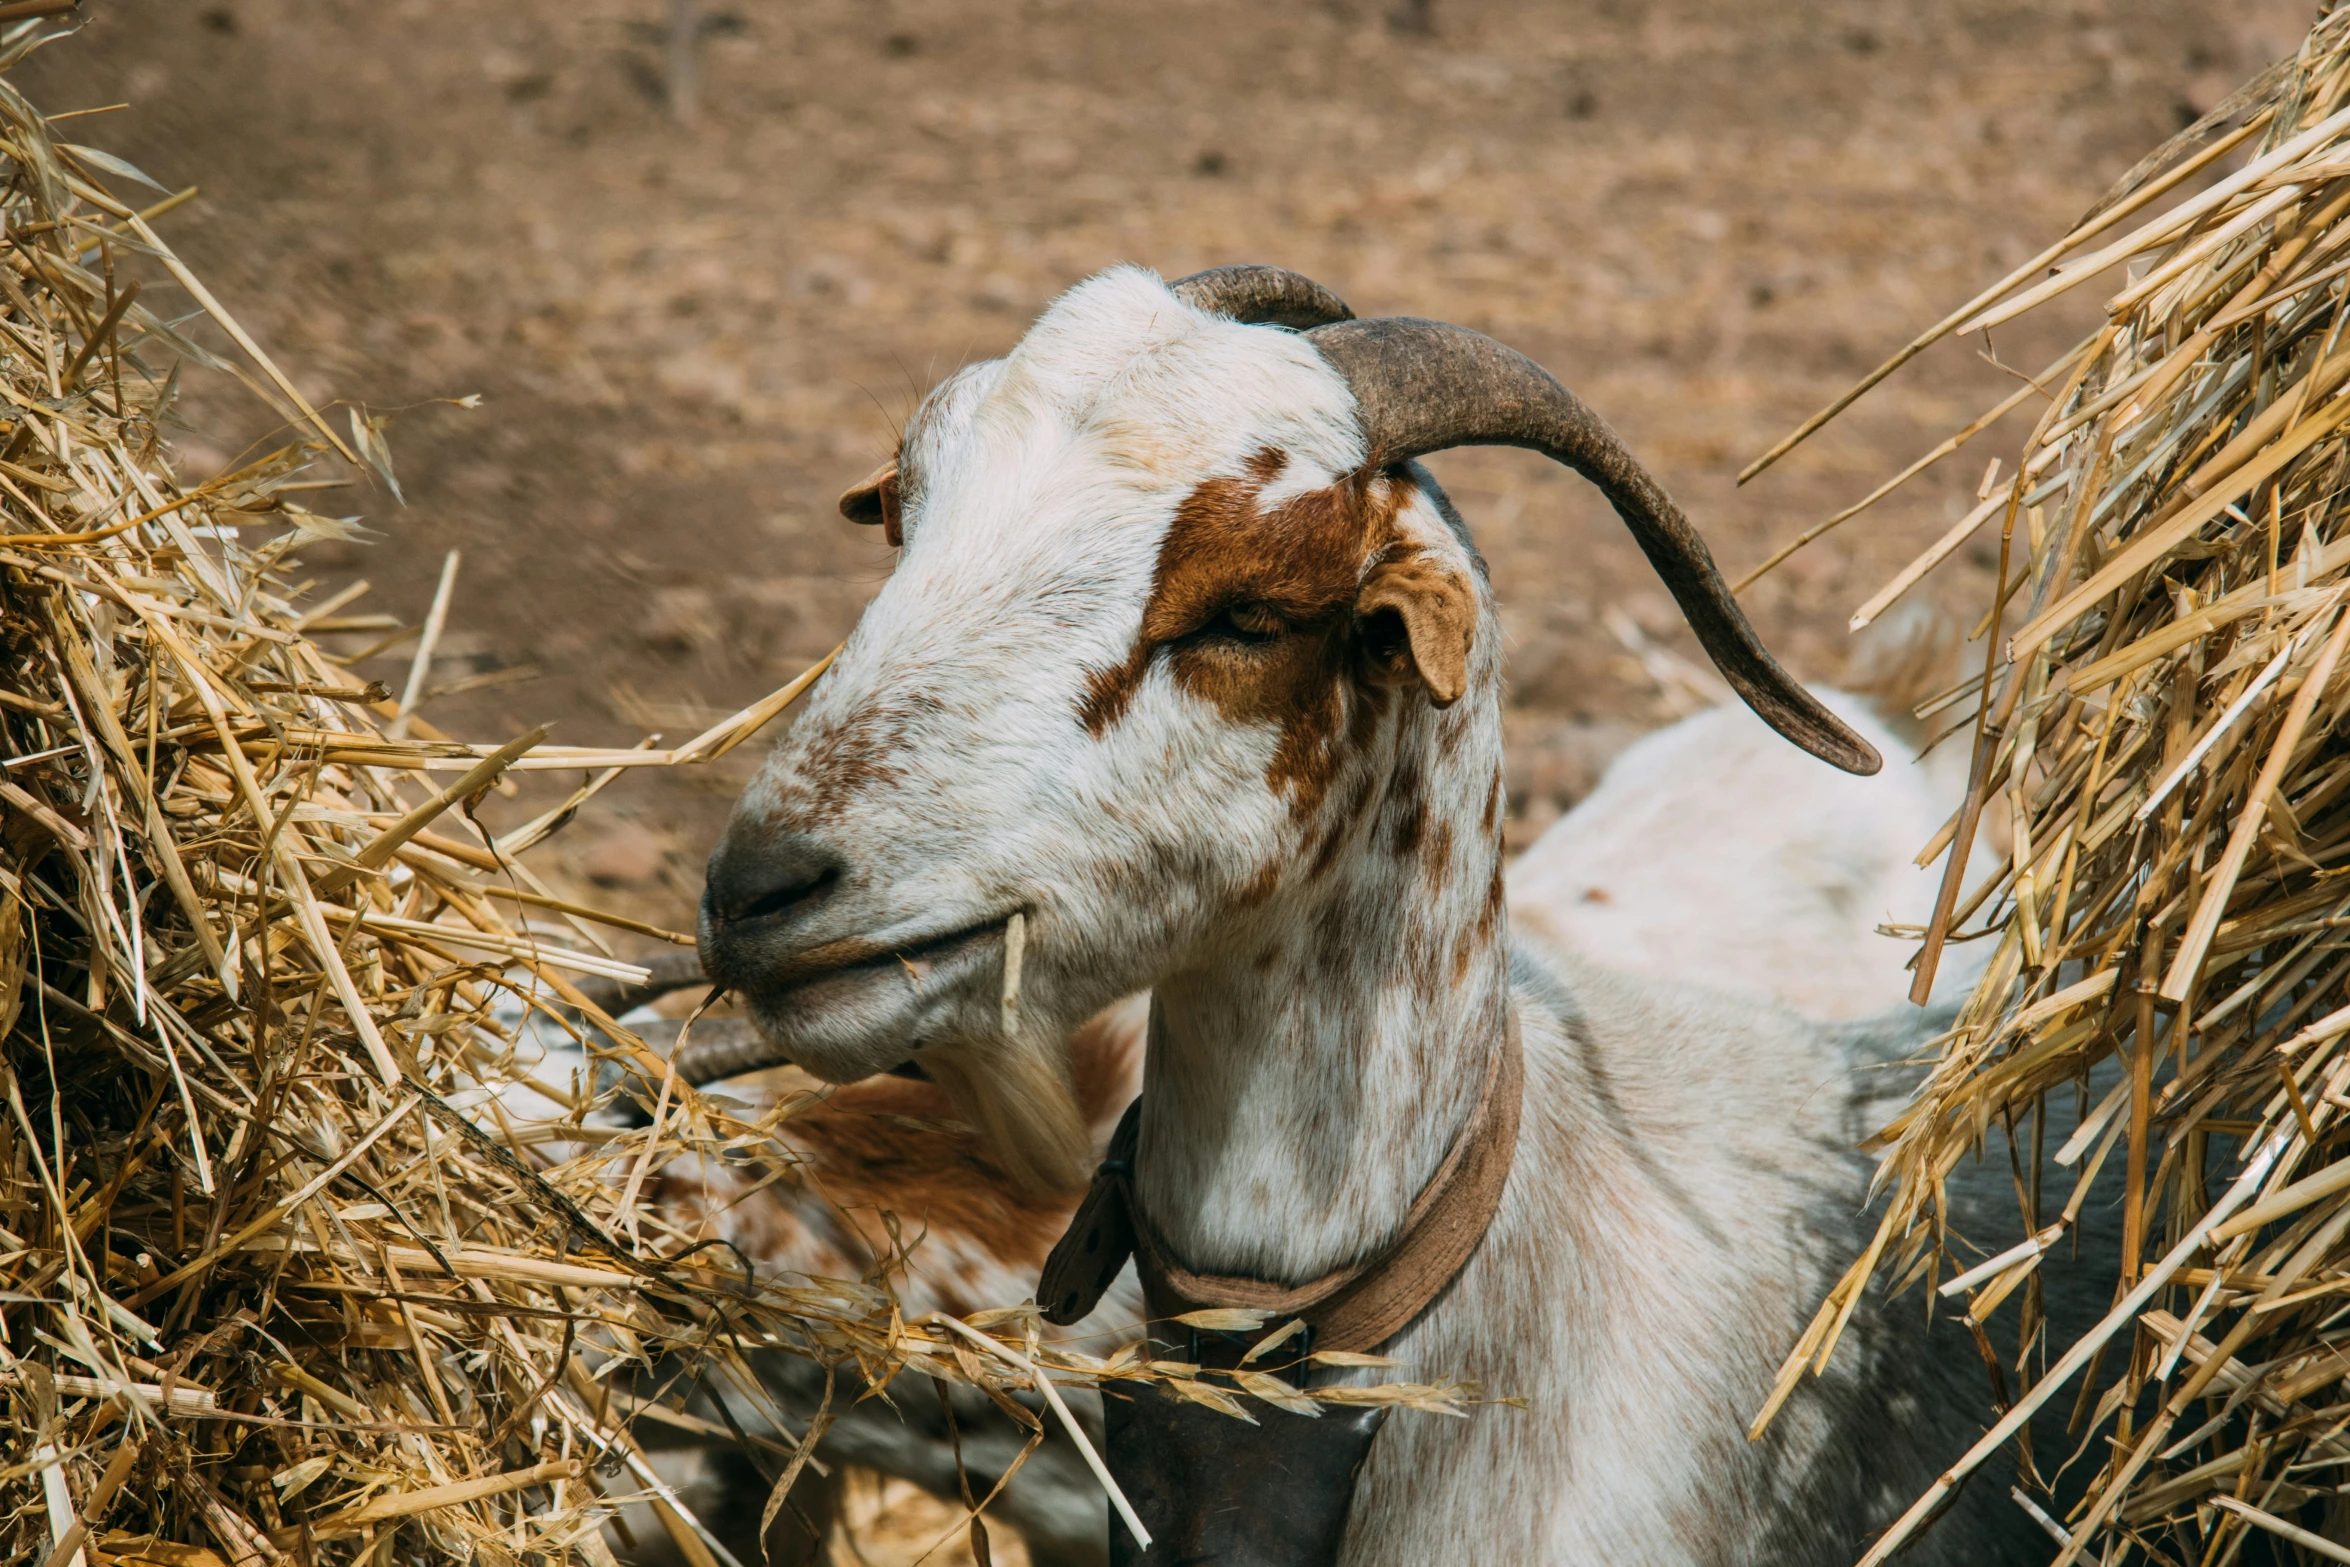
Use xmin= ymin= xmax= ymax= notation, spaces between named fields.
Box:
xmin=1039 ymin=1006 xmax=1523 ymax=1356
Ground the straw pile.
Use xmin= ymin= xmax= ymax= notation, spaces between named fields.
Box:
xmin=1747 ymin=11 xmax=2350 ymax=1562
xmin=0 ymin=31 xmax=1478 ymax=1567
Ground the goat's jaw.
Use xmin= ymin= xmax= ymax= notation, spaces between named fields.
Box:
xmin=708 ymin=910 xmax=1018 ymax=1084
xmin=714 ymin=911 xmax=1094 ymax=1191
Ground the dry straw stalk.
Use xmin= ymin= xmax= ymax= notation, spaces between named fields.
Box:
xmin=1751 ymin=10 xmax=2350 ymax=1561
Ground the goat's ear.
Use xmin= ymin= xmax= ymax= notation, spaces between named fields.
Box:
xmin=840 ymin=462 xmax=903 ymax=547
xmin=1356 ymin=553 xmax=1474 ymax=707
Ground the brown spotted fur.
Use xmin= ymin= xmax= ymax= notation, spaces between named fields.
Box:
xmin=655 ymin=1004 xmax=1143 ymax=1312
xmin=1076 ymin=457 xmax=1460 ymax=824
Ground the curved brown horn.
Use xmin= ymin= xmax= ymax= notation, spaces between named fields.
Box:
xmin=1169 ymin=265 xmax=1355 ymax=330
xmin=1305 ymin=316 xmax=1880 ymax=775
xmin=571 ymin=949 xmax=711 ymax=1018
xmin=658 ymin=1018 xmax=925 ymax=1088
xmin=656 ymin=1016 xmax=778 ymax=1085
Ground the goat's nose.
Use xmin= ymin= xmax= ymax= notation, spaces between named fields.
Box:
xmin=703 ymin=826 xmax=846 ymax=929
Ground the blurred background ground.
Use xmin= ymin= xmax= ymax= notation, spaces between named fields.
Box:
xmin=11 ymin=1 xmax=2316 ymax=1558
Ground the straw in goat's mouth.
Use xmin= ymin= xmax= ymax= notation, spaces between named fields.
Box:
xmin=757 ymin=910 xmax=1016 ymax=994
xmin=1001 ymin=908 xmax=1028 ymax=1034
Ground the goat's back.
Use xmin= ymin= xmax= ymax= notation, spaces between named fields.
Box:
xmin=1506 ymin=690 xmax=1988 ymax=1020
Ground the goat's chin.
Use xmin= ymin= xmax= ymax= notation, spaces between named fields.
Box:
xmin=918 ymin=1036 xmax=1091 ymax=1194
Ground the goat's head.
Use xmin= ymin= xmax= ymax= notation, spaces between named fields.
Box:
xmin=697 ymin=264 xmax=1877 ymax=1187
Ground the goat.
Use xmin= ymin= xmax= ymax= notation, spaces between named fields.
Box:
xmin=517 ymin=660 xmax=1980 ymax=1567
xmin=681 ymin=263 xmax=2115 ymax=1564
xmin=1507 ymin=682 xmax=1993 ymax=1020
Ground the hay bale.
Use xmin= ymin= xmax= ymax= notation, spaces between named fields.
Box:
xmin=1754 ymin=11 xmax=2350 ymax=1559
xmin=0 ymin=67 xmax=909 ymax=1567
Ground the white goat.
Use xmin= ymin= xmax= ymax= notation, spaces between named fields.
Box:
xmin=517 ymin=664 xmax=1982 ymax=1566
xmin=1509 ymin=684 xmax=1992 ymax=1020
xmin=675 ymin=264 xmax=2099 ymax=1564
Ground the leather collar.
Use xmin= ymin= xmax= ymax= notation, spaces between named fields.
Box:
xmin=1040 ymin=1004 xmax=1523 ymax=1355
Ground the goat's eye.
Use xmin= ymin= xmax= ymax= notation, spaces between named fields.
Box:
xmin=1202 ymin=602 xmax=1287 ymax=646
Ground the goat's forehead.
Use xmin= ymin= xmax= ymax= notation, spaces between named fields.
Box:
xmin=908 ymin=268 xmax=1367 ymax=497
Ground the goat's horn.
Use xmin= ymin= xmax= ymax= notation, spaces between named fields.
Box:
xmin=570 ymin=948 xmax=711 ymax=1019
xmin=658 ymin=1016 xmax=777 ymax=1086
xmin=658 ymin=1017 xmax=923 ymax=1088
xmin=1169 ymin=265 xmax=1355 ymax=330
xmin=1305 ymin=316 xmax=1880 ymax=776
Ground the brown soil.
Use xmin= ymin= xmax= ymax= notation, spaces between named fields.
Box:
xmin=16 ymin=0 xmax=2308 ymax=915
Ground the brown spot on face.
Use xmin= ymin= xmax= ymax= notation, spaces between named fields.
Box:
xmin=1077 ymin=462 xmax=1427 ymax=821
xmin=1078 ymin=652 xmax=1144 ymax=735
xmin=1581 ymin=885 xmax=1612 ymax=904
xmin=789 ymin=695 xmax=938 ymax=821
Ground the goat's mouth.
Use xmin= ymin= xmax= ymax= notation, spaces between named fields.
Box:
xmin=714 ymin=911 xmax=1014 ymax=1009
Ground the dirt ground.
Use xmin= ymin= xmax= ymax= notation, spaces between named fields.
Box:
xmin=5 ymin=1 xmax=2322 ymax=1557
xmin=15 ymin=0 xmax=2318 ymax=925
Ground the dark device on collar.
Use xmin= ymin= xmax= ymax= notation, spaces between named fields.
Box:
xmin=1106 ymin=1380 xmax=1387 ymax=1566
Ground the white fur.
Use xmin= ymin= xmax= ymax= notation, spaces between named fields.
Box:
xmin=1508 ymin=690 xmax=1991 ymax=1020
xmin=489 ymin=676 xmax=1977 ymax=1565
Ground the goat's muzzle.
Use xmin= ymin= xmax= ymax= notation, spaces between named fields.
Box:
xmin=695 ymin=816 xmax=1020 ymax=1087
xmin=702 ymin=821 xmax=845 ymax=930
xmin=697 ymin=820 xmax=847 ymax=994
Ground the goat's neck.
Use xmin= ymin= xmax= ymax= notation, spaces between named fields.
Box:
xmin=1136 ymin=700 xmax=1510 ymax=1283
